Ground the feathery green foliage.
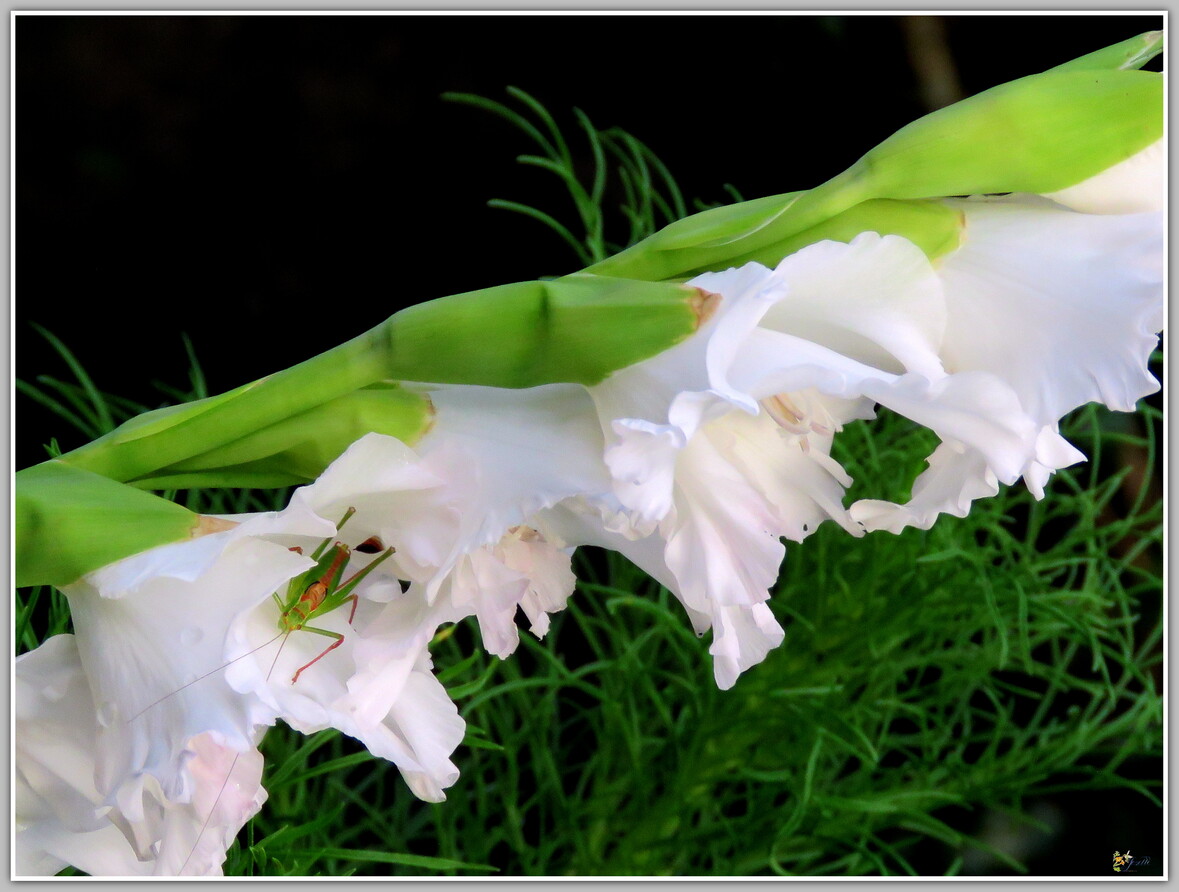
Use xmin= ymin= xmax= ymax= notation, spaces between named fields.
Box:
xmin=445 ymin=87 xmax=690 ymax=266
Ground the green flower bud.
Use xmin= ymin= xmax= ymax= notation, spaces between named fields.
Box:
xmin=16 ymin=461 xmax=208 ymax=587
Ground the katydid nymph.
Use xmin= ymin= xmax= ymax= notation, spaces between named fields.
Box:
xmin=129 ymin=507 xmax=397 ymax=723
xmin=270 ymin=506 xmax=396 ymax=685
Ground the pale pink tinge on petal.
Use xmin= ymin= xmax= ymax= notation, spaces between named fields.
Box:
xmin=16 ymin=635 xmax=266 ymax=877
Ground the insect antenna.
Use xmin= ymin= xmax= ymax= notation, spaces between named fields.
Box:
xmin=176 ymin=750 xmax=242 ymax=875
xmin=128 ymin=631 xmax=286 ymax=723
xmin=264 ymin=631 xmax=294 ymax=684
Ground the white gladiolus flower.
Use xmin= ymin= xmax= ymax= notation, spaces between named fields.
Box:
xmin=849 ymin=193 xmax=1162 ymax=532
xmin=61 ymin=384 xmax=607 ymax=808
xmin=347 ymin=383 xmax=606 ymax=656
xmin=579 ymin=184 xmax=1161 ymax=686
xmin=59 ymin=456 xmax=463 ymax=807
xmin=216 ymin=384 xmax=610 ymax=793
xmin=15 ymin=635 xmax=266 ymax=877
xmin=581 ymin=237 xmax=955 ymax=687
xmin=580 ymin=282 xmax=885 ymax=689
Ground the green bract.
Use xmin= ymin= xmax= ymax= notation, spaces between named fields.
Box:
xmin=1049 ymin=28 xmax=1163 ymax=72
xmin=15 ymin=462 xmax=201 ymax=587
xmin=807 ymin=68 xmax=1160 ymax=209
xmin=590 ymin=197 xmax=967 ymax=281
xmin=589 ymin=36 xmax=1161 ymax=282
xmin=381 ymin=274 xmax=701 ymax=388
xmin=21 ymin=271 xmax=702 ymax=584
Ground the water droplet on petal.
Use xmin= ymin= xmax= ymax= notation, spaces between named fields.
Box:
xmin=96 ymin=701 xmax=119 ymax=727
xmin=180 ymin=627 xmax=203 ymax=647
xmin=40 ymin=680 xmax=68 ymax=702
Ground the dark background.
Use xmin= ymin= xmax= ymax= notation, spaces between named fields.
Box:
xmin=15 ymin=13 xmax=1163 ymax=471
xmin=13 ymin=14 xmax=1164 ymax=876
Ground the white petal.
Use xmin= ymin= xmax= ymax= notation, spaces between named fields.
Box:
xmin=441 ymin=549 xmax=530 ymax=659
xmin=664 ymin=426 xmax=786 ymax=612
xmin=543 ymin=499 xmax=787 ymax=689
xmin=759 ymin=232 xmax=947 ymax=380
xmin=593 ymin=263 xmax=775 ymax=428
xmin=155 ymin=735 xmax=267 ymax=876
xmin=15 ymin=636 xmax=266 ymax=877
xmin=15 ymin=637 xmax=109 ymax=839
xmin=223 ymin=578 xmax=465 ymax=802
xmin=286 ymin=432 xmax=453 ymax=582
xmin=712 ymin=409 xmax=860 ymax=540
xmin=64 ymin=537 xmax=311 ymax=801
xmin=1023 ymin=425 xmax=1087 ymax=500
xmin=500 ymin=529 xmax=578 ymax=638
xmin=421 ymin=383 xmax=609 ymax=540
xmin=538 ymin=501 xmax=708 ymax=635
xmin=859 ymin=372 xmax=1039 ymax=486
xmin=938 ymin=195 xmax=1162 ymax=421
xmin=729 ymin=326 xmax=893 ymax=403
xmin=407 ymin=385 xmax=608 ymax=601
xmin=378 ymin=658 xmax=466 ymax=802
xmin=710 ymin=603 xmax=786 ymax=691
xmin=604 ymin=417 xmax=686 ymax=533
xmin=849 ymin=440 xmax=999 ymax=533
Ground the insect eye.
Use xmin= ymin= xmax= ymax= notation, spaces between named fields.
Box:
xmin=355 ymin=536 xmax=385 ymax=554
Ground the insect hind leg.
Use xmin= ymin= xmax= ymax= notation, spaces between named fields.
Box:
xmin=289 ymin=625 xmax=347 ymax=685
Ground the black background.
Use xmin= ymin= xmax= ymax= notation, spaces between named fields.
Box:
xmin=15 ymin=13 xmax=1163 ymax=470
xmin=12 ymin=14 xmax=1165 ymax=876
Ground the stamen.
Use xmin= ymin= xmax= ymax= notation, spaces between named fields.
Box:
xmin=762 ymin=394 xmax=807 ymax=434
xmin=761 ymin=389 xmax=843 ymax=441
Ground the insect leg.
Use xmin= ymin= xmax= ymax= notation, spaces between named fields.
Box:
xmin=289 ymin=625 xmax=346 ymax=685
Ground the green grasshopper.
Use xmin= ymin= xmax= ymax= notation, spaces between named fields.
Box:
xmin=129 ymin=507 xmax=396 ymax=725
xmin=267 ymin=506 xmax=396 ymax=685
